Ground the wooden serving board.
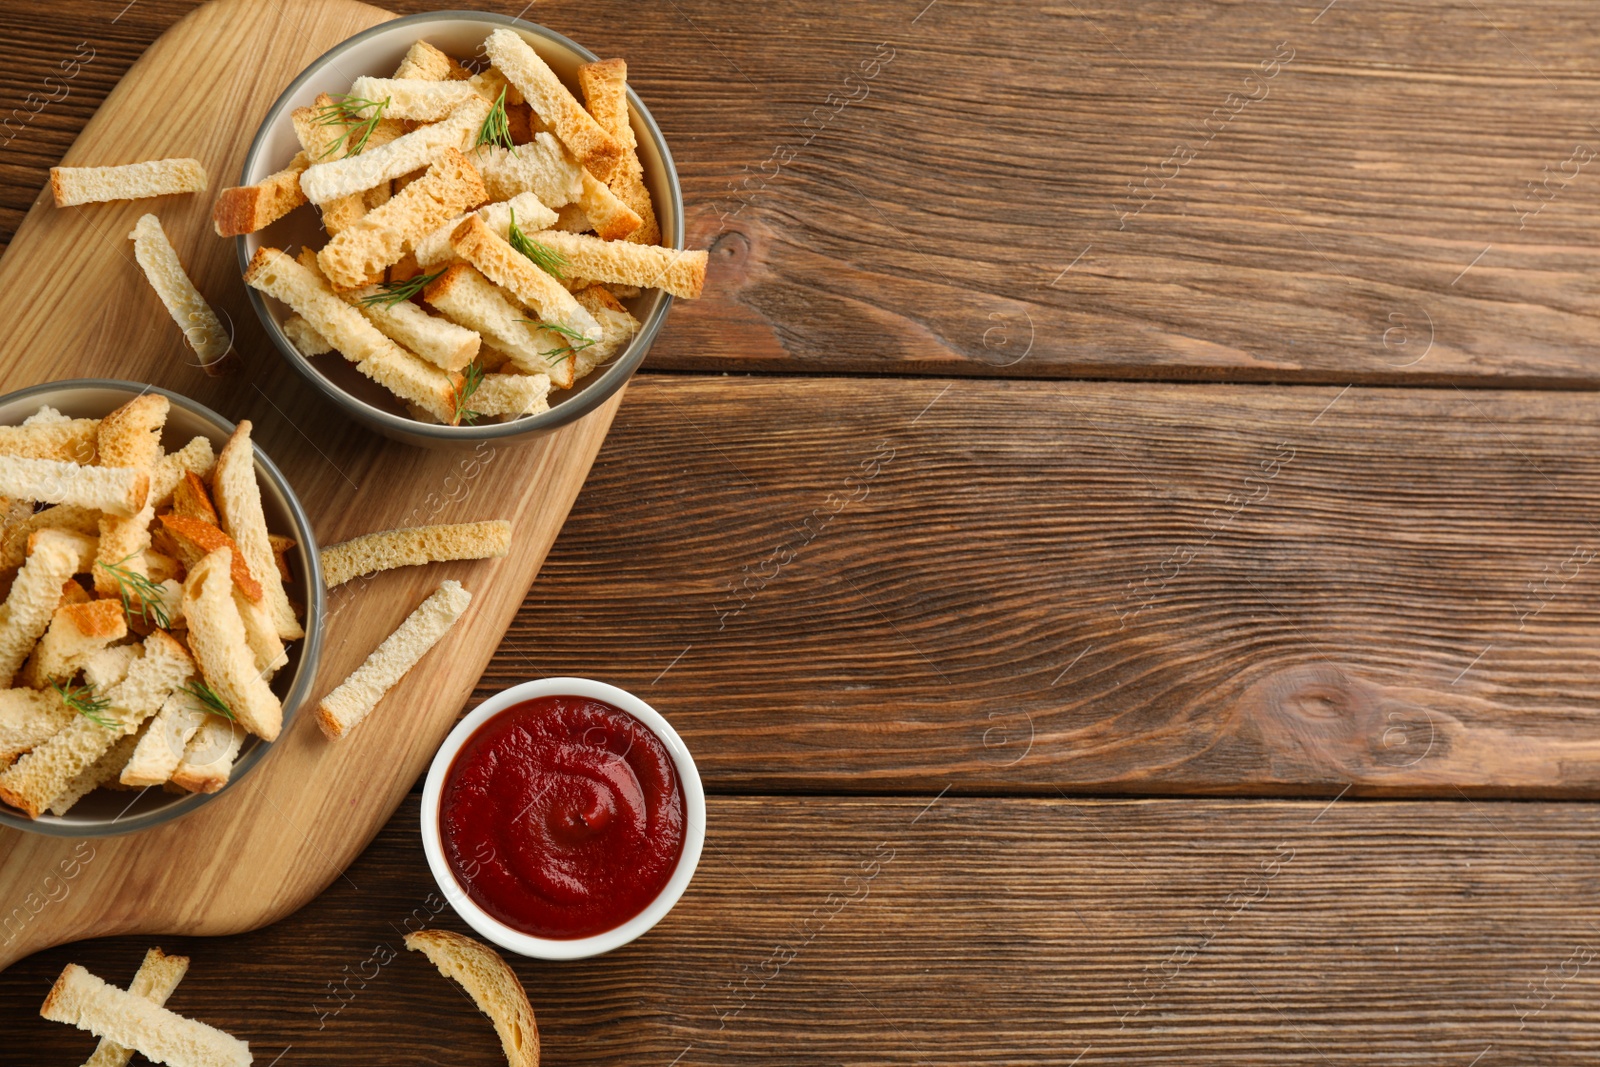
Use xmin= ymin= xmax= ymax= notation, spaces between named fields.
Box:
xmin=0 ymin=0 xmax=625 ymax=971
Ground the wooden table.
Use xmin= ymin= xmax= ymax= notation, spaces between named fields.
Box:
xmin=5 ymin=0 xmax=1600 ymax=1062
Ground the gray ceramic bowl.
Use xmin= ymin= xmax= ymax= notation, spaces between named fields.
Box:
xmin=0 ymin=380 xmax=324 ymax=837
xmin=236 ymin=11 xmax=684 ymax=449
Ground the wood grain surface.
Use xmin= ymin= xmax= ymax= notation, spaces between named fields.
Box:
xmin=3 ymin=0 xmax=1600 ymax=1062
xmin=8 ymin=793 xmax=1600 ymax=1065
xmin=487 ymin=374 xmax=1600 ymax=797
xmin=0 ymin=0 xmax=628 ymax=973
xmin=7 ymin=0 xmax=1600 ymax=385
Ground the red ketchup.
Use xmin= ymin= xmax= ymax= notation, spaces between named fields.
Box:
xmin=440 ymin=695 xmax=686 ymax=939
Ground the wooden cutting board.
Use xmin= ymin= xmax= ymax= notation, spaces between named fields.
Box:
xmin=0 ymin=0 xmax=626 ymax=971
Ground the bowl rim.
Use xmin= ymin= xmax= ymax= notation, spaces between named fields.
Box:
xmin=420 ymin=676 xmax=706 ymax=960
xmin=0 ymin=378 xmax=326 ymax=838
xmin=235 ymin=10 xmax=684 ymax=443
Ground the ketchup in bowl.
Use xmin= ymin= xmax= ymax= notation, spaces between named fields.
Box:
xmin=439 ymin=695 xmax=686 ymax=940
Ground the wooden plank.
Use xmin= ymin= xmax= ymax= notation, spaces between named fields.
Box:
xmin=8 ymin=1 xmax=1600 ymax=384
xmin=486 ymin=373 xmax=1600 ymax=797
xmin=4 ymin=793 xmax=1598 ymax=1063
xmin=0 ymin=0 xmax=627 ymax=972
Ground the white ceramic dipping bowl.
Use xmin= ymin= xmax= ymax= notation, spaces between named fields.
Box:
xmin=421 ymin=676 xmax=705 ymax=960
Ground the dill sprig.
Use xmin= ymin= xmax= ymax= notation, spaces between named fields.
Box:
xmin=474 ymin=86 xmax=517 ymax=155
xmin=180 ymin=679 xmax=234 ymax=721
xmin=54 ymin=679 xmax=115 ymax=729
xmin=311 ymin=94 xmax=391 ymax=160
xmin=537 ymin=322 xmax=592 ymax=344
xmin=359 ymin=268 xmax=445 ymax=309
xmin=507 ymin=207 xmax=567 ymax=279
xmin=452 ymin=363 xmax=485 ymax=426
xmin=519 ymin=320 xmax=597 ymax=366
xmin=96 ymin=555 xmax=171 ymax=630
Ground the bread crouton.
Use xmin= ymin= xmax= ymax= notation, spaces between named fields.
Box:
xmin=577 ymin=59 xmax=635 ymax=168
xmin=96 ymin=394 xmax=168 ymax=472
xmin=349 ymin=77 xmax=478 ymax=121
xmin=78 ymin=947 xmax=190 ymax=1067
xmin=300 ymin=242 xmax=480 ymax=371
xmin=268 ymin=533 xmax=295 ymax=584
xmin=299 ymin=96 xmax=490 ymax=205
xmin=317 ymin=580 xmax=470 ymax=740
xmin=244 ymin=248 xmax=459 ymax=422
xmin=0 ymin=416 xmax=98 ymax=464
xmin=449 ymin=215 xmax=601 ymax=341
xmin=181 ymin=547 xmax=283 ymax=740
xmin=129 ymin=215 xmax=233 ymax=372
xmin=212 ymin=151 xmax=310 ymax=236
xmin=0 ymin=631 xmax=192 ymax=818
xmin=571 ymin=284 xmax=642 ymax=381
xmin=169 ymin=714 xmax=246 ymax=793
xmin=50 ymin=158 xmax=207 ymax=207
xmin=472 ymin=374 xmax=550 ymax=418
xmin=393 ymin=40 xmax=473 ymax=82
xmin=293 ymin=94 xmax=386 ymax=237
xmin=0 ymin=506 xmax=99 ymax=571
xmin=484 ymin=28 xmax=621 ymax=181
xmin=149 ymin=437 xmax=216 ymax=511
xmin=47 ymin=730 xmax=140 ymax=816
xmin=578 ymin=57 xmax=661 ymax=246
xmin=81 ymin=644 xmax=139 ymax=690
xmin=349 ymin=290 xmax=481 ymax=372
xmin=159 ymin=515 xmax=261 ymax=601
xmin=404 ymin=929 xmax=539 ymax=1067
xmin=321 ymin=520 xmax=510 ymax=587
xmin=0 ymin=529 xmax=88 ymax=685
xmin=413 ymin=191 xmax=558 ymax=269
xmin=93 ymin=505 xmax=154 ymax=600
xmin=172 ymin=472 xmax=219 ymax=525
xmin=0 ymin=687 xmax=76 ymax=764
xmin=281 ymin=313 xmax=332 ymax=356
xmin=524 ymin=229 xmax=705 ymax=298
xmin=234 ymin=585 xmax=287 ymax=678
xmin=120 ymin=686 xmax=206 ymax=788
xmin=212 ymin=422 xmax=299 ymax=638
xmin=0 ymin=458 xmax=146 ymax=517
xmin=22 ymin=600 xmax=127 ymax=688
xmin=38 ymin=963 xmax=249 ymax=1067
xmin=423 ymin=264 xmax=576 ymax=384
xmin=317 ymin=147 xmax=488 ymax=289
xmin=472 ymin=138 xmax=581 ymax=208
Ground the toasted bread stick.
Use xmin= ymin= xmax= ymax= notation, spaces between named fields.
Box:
xmin=317 ymin=581 xmax=471 ymax=740
xmin=212 ymin=152 xmax=310 ymax=236
xmin=321 ymin=520 xmax=511 ymax=587
xmin=80 ymin=947 xmax=191 ymax=1067
xmin=244 ymin=248 xmax=459 ymax=422
xmin=524 ymin=229 xmax=705 ymax=298
xmin=449 ymin=215 xmax=600 ymax=341
xmin=51 ymin=159 xmax=207 ymax=207
xmin=485 ymin=27 xmax=621 ymax=181
xmin=40 ymin=963 xmax=249 ymax=1067
xmin=300 ymin=97 xmax=490 ymax=205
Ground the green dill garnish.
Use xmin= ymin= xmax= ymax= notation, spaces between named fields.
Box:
xmin=95 ymin=555 xmax=170 ymax=630
xmin=53 ymin=680 xmax=115 ymax=729
xmin=536 ymin=322 xmax=591 ymax=344
xmin=474 ymin=86 xmax=517 ymax=155
xmin=452 ymin=363 xmax=485 ymax=426
xmin=311 ymin=95 xmax=391 ymax=160
xmin=359 ymin=268 xmax=445 ymax=309
xmin=518 ymin=320 xmax=598 ymax=367
xmin=507 ymin=207 xmax=567 ymax=279
xmin=180 ymin=679 xmax=234 ymax=721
